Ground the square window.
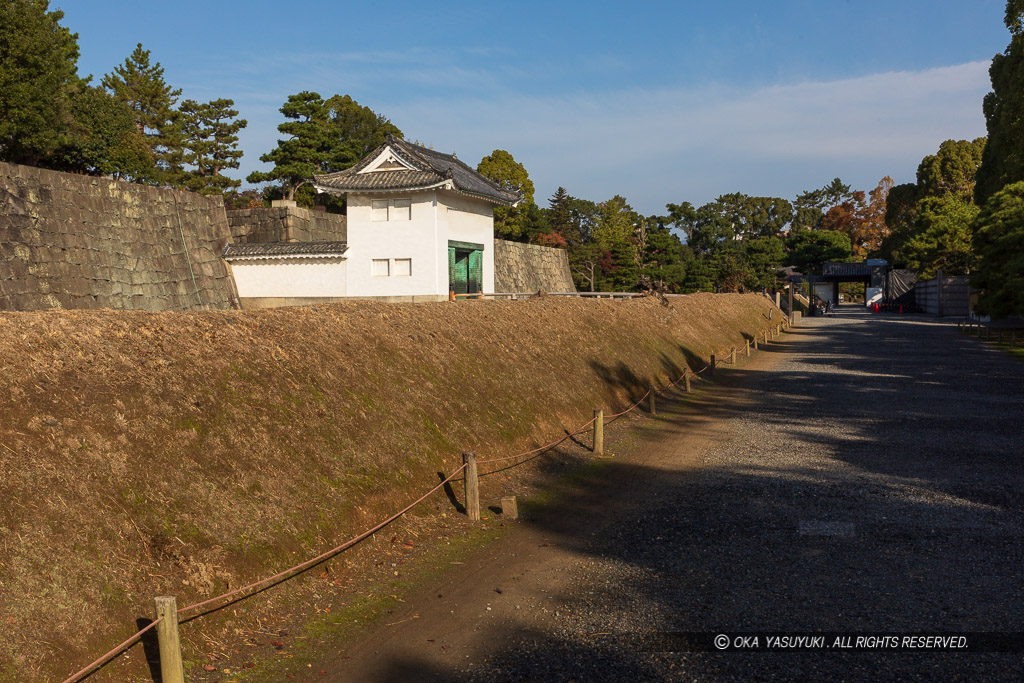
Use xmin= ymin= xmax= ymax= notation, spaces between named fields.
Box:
xmin=394 ymin=258 xmax=412 ymax=276
xmin=371 ymin=259 xmax=390 ymax=276
xmin=390 ymin=198 xmax=411 ymax=221
xmin=371 ymin=200 xmax=389 ymax=222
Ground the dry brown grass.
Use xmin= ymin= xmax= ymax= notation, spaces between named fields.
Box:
xmin=0 ymin=293 xmax=778 ymax=680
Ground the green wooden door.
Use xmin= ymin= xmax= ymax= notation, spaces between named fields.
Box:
xmin=448 ymin=241 xmax=485 ymax=294
xmin=467 ymin=250 xmax=482 ymax=293
xmin=449 ymin=248 xmax=469 ymax=294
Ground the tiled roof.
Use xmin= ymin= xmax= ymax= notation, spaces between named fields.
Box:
xmin=313 ymin=135 xmax=521 ymax=206
xmin=317 ymin=169 xmax=440 ymax=192
xmin=222 ymin=241 xmax=348 ymax=259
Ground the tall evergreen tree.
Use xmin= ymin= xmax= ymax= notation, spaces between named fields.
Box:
xmin=879 ymin=182 xmax=920 ymax=265
xmin=743 ymin=236 xmax=786 ymax=290
xmin=917 ymin=138 xmax=986 ymax=198
xmin=102 ymin=43 xmax=183 ymax=185
xmin=322 ymin=94 xmax=402 ymax=169
xmin=972 ymin=180 xmax=1024 ymax=317
xmin=975 ymin=3 xmax=1024 ymax=204
xmin=248 ymin=91 xmax=329 ymax=200
xmin=902 ymin=195 xmax=979 ymax=277
xmin=180 ymin=98 xmax=247 ymax=194
xmin=55 ymin=85 xmax=153 ymax=179
xmin=883 ymin=139 xmax=985 ymax=269
xmin=641 ymin=222 xmax=692 ymax=292
xmin=785 ymin=229 xmax=852 ymax=274
xmin=0 ymin=0 xmax=82 ymax=165
xmin=791 ymin=189 xmax=826 ymax=231
xmin=249 ymin=92 xmax=402 ymax=203
xmin=477 ymin=149 xmax=534 ymax=240
xmin=546 ymin=187 xmax=577 ymax=244
xmin=820 ymin=177 xmax=853 ymax=208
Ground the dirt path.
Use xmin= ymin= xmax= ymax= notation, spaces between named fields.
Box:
xmin=313 ymin=308 xmax=1024 ymax=681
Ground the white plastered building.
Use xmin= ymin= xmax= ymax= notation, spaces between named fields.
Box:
xmin=224 ymin=135 xmax=521 ymax=305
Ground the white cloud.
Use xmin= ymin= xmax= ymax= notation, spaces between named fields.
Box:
xmin=378 ymin=61 xmax=991 ymax=213
xmin=232 ymin=59 xmax=991 ymax=214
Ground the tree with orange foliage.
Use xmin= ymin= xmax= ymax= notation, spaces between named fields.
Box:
xmin=822 ymin=177 xmax=894 ymax=258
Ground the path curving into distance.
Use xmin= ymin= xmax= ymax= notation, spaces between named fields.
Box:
xmin=322 ymin=306 xmax=1024 ymax=682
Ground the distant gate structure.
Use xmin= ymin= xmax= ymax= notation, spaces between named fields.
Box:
xmin=792 ymin=260 xmax=888 ymax=307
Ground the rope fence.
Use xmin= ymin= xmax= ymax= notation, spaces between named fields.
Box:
xmin=63 ymin=318 xmax=790 ymax=683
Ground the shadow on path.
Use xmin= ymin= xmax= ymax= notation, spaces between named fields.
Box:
xmin=330 ymin=310 xmax=1024 ymax=681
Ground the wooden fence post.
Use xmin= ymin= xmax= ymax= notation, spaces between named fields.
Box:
xmin=154 ymin=596 xmax=185 ymax=683
xmin=710 ymin=354 xmax=716 ymax=376
xmin=462 ymin=451 xmax=480 ymax=521
xmin=593 ymin=409 xmax=604 ymax=454
xmin=684 ymin=368 xmax=691 ymax=392
xmin=745 ymin=339 xmax=750 ymax=357
xmin=730 ymin=347 xmax=736 ymax=364
xmin=648 ymin=383 xmax=657 ymax=416
xmin=501 ymin=496 xmax=518 ymax=520
xmin=754 ymin=336 xmax=759 ymax=351
xmin=448 ymin=290 xmax=456 ymax=302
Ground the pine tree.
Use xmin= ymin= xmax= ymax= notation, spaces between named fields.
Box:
xmin=0 ymin=0 xmax=82 ymax=165
xmin=102 ymin=43 xmax=183 ymax=185
xmin=180 ymin=98 xmax=247 ymax=194
xmin=547 ymin=187 xmax=577 ymax=244
xmin=249 ymin=92 xmax=401 ymax=203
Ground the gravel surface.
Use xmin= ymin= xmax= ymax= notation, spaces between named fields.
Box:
xmin=453 ymin=308 xmax=1024 ymax=681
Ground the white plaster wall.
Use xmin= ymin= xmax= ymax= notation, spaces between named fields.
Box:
xmin=229 ymin=259 xmax=347 ymax=298
xmin=346 ymin=191 xmax=442 ymax=296
xmin=440 ymin=191 xmax=496 ymax=293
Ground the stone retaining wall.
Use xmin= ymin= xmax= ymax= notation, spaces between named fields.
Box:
xmin=494 ymin=239 xmax=575 ymax=293
xmin=226 ymin=206 xmax=347 ymax=243
xmin=0 ymin=162 xmax=236 ymax=310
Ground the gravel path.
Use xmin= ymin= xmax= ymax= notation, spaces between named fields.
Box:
xmin=328 ymin=307 xmax=1024 ymax=681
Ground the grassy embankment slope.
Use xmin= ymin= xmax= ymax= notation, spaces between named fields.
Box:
xmin=0 ymin=293 xmax=780 ymax=680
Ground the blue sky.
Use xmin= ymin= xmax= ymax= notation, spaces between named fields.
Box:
xmin=58 ymin=1 xmax=1008 ymax=215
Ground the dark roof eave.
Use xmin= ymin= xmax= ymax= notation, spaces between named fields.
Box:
xmin=446 ymin=186 xmax=519 ymax=207
xmin=313 ymin=179 xmax=450 ymax=197
xmin=222 ymin=241 xmax=349 ymax=259
xmin=314 ymin=180 xmax=519 ymax=206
